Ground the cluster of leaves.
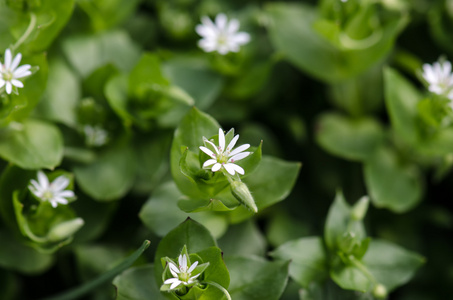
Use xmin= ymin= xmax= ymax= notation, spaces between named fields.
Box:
xmin=0 ymin=0 xmax=450 ymax=299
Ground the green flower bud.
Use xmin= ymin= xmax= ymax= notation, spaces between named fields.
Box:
xmin=48 ymin=218 xmax=84 ymax=242
xmin=373 ymin=284 xmax=387 ymax=299
xmin=351 ymin=196 xmax=369 ymax=221
xmin=230 ymin=181 xmax=258 ymax=213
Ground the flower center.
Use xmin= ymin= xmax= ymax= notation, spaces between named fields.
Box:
xmin=2 ymin=70 xmax=12 ymax=81
xmin=179 ymin=271 xmax=191 ymax=283
xmin=42 ymin=190 xmax=54 ymax=201
xmin=217 ymin=34 xmax=228 ymax=46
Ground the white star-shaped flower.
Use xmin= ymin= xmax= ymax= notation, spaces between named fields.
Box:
xmin=28 ymin=171 xmax=75 ymax=208
xmin=84 ymin=125 xmax=108 ymax=147
xmin=199 ymin=128 xmax=251 ymax=176
xmin=195 ymin=13 xmax=250 ymax=55
xmin=0 ymin=48 xmax=32 ymax=95
xmin=163 ymin=254 xmax=201 ymax=290
xmin=422 ymin=59 xmax=453 ymax=100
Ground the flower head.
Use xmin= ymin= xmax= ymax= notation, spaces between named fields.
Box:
xmin=28 ymin=171 xmax=75 ymax=208
xmin=200 ymin=128 xmax=251 ymax=176
xmin=163 ymin=254 xmax=201 ymax=290
xmin=0 ymin=49 xmax=32 ymax=95
xmin=422 ymin=59 xmax=453 ymax=100
xmin=195 ymin=13 xmax=250 ymax=55
xmin=84 ymin=125 xmax=108 ymax=147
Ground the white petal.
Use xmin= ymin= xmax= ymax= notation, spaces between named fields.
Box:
xmin=227 ymin=19 xmax=240 ymax=34
xmin=226 ymin=134 xmax=239 ymax=152
xmin=37 ymin=171 xmax=49 ymax=189
xmin=233 ymin=32 xmax=251 ymax=45
xmin=203 ymin=159 xmax=217 ymax=168
xmin=169 ymin=262 xmax=180 ymax=277
xmin=57 ymin=190 xmax=75 ymax=198
xmin=190 ymin=272 xmax=202 ymax=280
xmin=229 ymin=151 xmax=251 ymax=162
xmin=231 ymin=163 xmax=245 ymax=175
xmin=211 ymin=163 xmax=222 ymax=172
xmin=199 ymin=146 xmax=216 ymax=158
xmin=204 ymin=139 xmax=220 ymax=154
xmin=11 ymin=79 xmax=23 ymax=88
xmin=215 ymin=13 xmax=228 ymax=30
xmin=51 ymin=176 xmax=70 ymax=192
xmin=195 ymin=24 xmax=216 ymax=39
xmin=10 ymin=53 xmax=22 ymax=71
xmin=188 ymin=261 xmax=198 ymax=273
xmin=164 ymin=278 xmax=180 ymax=285
xmin=4 ymin=49 xmax=12 ymax=69
xmin=218 ymin=128 xmax=225 ymax=152
xmin=54 ymin=197 xmax=68 ymax=205
xmin=181 ymin=254 xmax=187 ymax=270
xmin=13 ymin=65 xmax=31 ymax=78
xmin=50 ymin=200 xmax=58 ymax=208
xmin=5 ymin=82 xmax=12 ymax=94
xmin=198 ymin=39 xmax=217 ymax=52
xmin=0 ymin=79 xmax=5 ymax=88
xmin=229 ymin=144 xmax=250 ymax=157
xmin=223 ymin=163 xmax=236 ymax=175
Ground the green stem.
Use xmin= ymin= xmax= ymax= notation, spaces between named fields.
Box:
xmin=41 ymin=240 xmax=151 ymax=300
xmin=11 ymin=13 xmax=37 ymax=51
xmin=202 ymin=281 xmax=232 ymax=300
xmin=348 ymin=255 xmax=378 ymax=285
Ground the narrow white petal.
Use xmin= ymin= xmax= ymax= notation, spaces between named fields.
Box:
xmin=181 ymin=254 xmax=187 ymax=270
xmin=4 ymin=49 xmax=12 ymax=69
xmin=229 ymin=151 xmax=251 ymax=162
xmin=188 ymin=261 xmax=198 ymax=273
xmin=226 ymin=134 xmax=239 ymax=152
xmin=51 ymin=176 xmax=70 ymax=192
xmin=223 ymin=163 xmax=236 ymax=175
xmin=204 ymin=139 xmax=220 ymax=154
xmin=11 ymin=79 xmax=23 ymax=88
xmin=0 ymin=79 xmax=4 ymax=88
xmin=164 ymin=278 xmax=180 ymax=284
xmin=228 ymin=144 xmax=250 ymax=157
xmin=5 ymin=82 xmax=12 ymax=94
xmin=231 ymin=163 xmax=245 ymax=175
xmin=199 ymin=146 xmax=216 ymax=158
xmin=169 ymin=279 xmax=183 ymax=290
xmin=10 ymin=53 xmax=22 ymax=71
xmin=50 ymin=201 xmax=58 ymax=208
xmin=215 ymin=13 xmax=228 ymax=30
xmin=13 ymin=65 xmax=31 ymax=78
xmin=191 ymin=272 xmax=202 ymax=280
xmin=233 ymin=32 xmax=251 ymax=45
xmin=54 ymin=197 xmax=68 ymax=205
xmin=227 ymin=19 xmax=240 ymax=34
xmin=218 ymin=128 xmax=225 ymax=152
xmin=203 ymin=159 xmax=217 ymax=168
xmin=37 ymin=171 xmax=49 ymax=189
xmin=211 ymin=163 xmax=222 ymax=172
xmin=198 ymin=39 xmax=217 ymax=52
xmin=169 ymin=263 xmax=180 ymax=277
xmin=57 ymin=190 xmax=75 ymax=198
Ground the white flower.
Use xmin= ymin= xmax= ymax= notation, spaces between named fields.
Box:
xmin=29 ymin=171 xmax=75 ymax=208
xmin=199 ymin=128 xmax=251 ymax=176
xmin=195 ymin=13 xmax=250 ymax=55
xmin=84 ymin=125 xmax=108 ymax=147
xmin=422 ymin=59 xmax=453 ymax=100
xmin=163 ymin=254 xmax=201 ymax=290
xmin=0 ymin=49 xmax=32 ymax=95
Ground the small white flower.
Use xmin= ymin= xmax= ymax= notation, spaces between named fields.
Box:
xmin=199 ymin=128 xmax=251 ymax=176
xmin=163 ymin=254 xmax=201 ymax=290
xmin=0 ymin=48 xmax=32 ymax=95
xmin=29 ymin=171 xmax=75 ymax=208
xmin=422 ymin=59 xmax=453 ymax=100
xmin=83 ymin=125 xmax=108 ymax=147
xmin=195 ymin=13 xmax=250 ymax=55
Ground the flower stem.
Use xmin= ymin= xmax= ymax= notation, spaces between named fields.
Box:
xmin=348 ymin=255 xmax=378 ymax=285
xmin=202 ymin=281 xmax=231 ymax=300
xmin=11 ymin=13 xmax=37 ymax=51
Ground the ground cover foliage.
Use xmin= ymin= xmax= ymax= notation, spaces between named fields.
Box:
xmin=0 ymin=0 xmax=451 ymax=299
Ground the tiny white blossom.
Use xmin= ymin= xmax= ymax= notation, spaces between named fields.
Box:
xmin=84 ymin=125 xmax=108 ymax=147
xmin=29 ymin=171 xmax=75 ymax=208
xmin=195 ymin=13 xmax=250 ymax=55
xmin=422 ymin=59 xmax=453 ymax=100
xmin=163 ymin=254 xmax=201 ymax=290
xmin=199 ymin=128 xmax=251 ymax=176
xmin=0 ymin=48 xmax=32 ymax=95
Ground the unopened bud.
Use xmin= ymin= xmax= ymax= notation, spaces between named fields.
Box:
xmin=373 ymin=284 xmax=387 ymax=299
xmin=230 ymin=181 xmax=258 ymax=213
xmin=48 ymin=218 xmax=84 ymax=241
xmin=351 ymin=196 xmax=369 ymax=221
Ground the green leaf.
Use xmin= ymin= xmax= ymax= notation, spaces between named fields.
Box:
xmin=139 ymin=181 xmax=228 ymax=239
xmin=384 ymin=68 xmax=421 ymax=146
xmin=62 ymin=30 xmax=140 ymax=78
xmin=35 ymin=54 xmax=80 ymax=127
xmin=265 ymin=3 xmax=406 ymax=82
xmin=113 ymin=265 xmax=166 ymax=300
xmin=330 ymin=263 xmax=371 ymax=293
xmin=153 ymin=218 xmax=217 ymax=287
xmin=218 ymin=220 xmax=267 ymax=257
xmin=128 ymin=52 xmax=169 ymax=98
xmin=270 ymin=237 xmax=328 ymax=288
xmin=44 ymin=240 xmax=150 ymax=300
xmin=363 ymin=146 xmax=423 ymax=212
xmin=0 ymin=119 xmax=63 ymax=169
xmin=316 ymin=113 xmax=384 ymax=161
xmin=324 ymin=192 xmax=366 ymax=252
xmin=363 ymin=239 xmax=425 ymax=292
xmin=170 ymin=107 xmax=220 ymax=199
xmin=226 ymin=255 xmax=289 ymax=300
xmin=73 ymin=139 xmax=136 ymax=201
